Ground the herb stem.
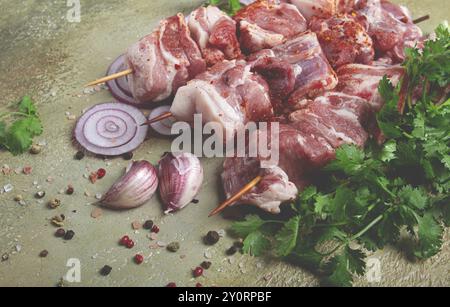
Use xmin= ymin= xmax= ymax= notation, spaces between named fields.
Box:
xmin=350 ymin=215 xmax=384 ymax=241
xmin=0 ymin=112 xmax=29 ymax=119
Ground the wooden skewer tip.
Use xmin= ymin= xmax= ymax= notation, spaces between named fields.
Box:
xmin=141 ymin=112 xmax=173 ymax=126
xmin=85 ymin=68 xmax=133 ymax=87
xmin=208 ymin=176 xmax=263 ymax=217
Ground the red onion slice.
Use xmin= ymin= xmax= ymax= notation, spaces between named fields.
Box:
xmin=106 ymin=55 xmax=138 ymax=105
xmin=148 ymin=106 xmax=176 ymax=136
xmin=75 ymin=102 xmax=148 ymax=156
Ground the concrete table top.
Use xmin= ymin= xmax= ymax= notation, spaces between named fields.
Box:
xmin=0 ymin=0 xmax=448 ymax=287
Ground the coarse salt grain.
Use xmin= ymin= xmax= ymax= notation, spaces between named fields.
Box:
xmin=3 ymin=184 xmax=14 ymax=193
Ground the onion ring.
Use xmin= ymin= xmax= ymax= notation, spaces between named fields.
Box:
xmin=75 ymin=102 xmax=148 ymax=156
xmin=148 ymin=106 xmax=176 ymax=136
xmin=106 ymin=55 xmax=138 ymax=105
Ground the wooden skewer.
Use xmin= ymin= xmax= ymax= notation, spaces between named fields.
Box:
xmin=413 ymin=15 xmax=430 ymax=24
xmin=209 ymin=176 xmax=263 ymax=217
xmin=86 ymin=68 xmax=133 ymax=87
xmin=141 ymin=112 xmax=174 ymax=126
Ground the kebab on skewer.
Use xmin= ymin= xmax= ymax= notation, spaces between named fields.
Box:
xmin=80 ymin=1 xmax=428 ymax=217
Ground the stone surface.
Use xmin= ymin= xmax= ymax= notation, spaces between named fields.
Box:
xmin=0 ymin=0 xmax=448 ymax=287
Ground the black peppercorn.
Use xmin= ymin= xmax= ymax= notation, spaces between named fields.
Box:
xmin=66 ymin=185 xmax=74 ymax=195
xmin=123 ymin=152 xmax=134 ymax=160
xmin=35 ymin=191 xmax=46 ymax=199
xmin=201 ymin=261 xmax=212 ymax=270
xmin=167 ymin=242 xmax=180 ymax=253
xmin=64 ymin=230 xmax=75 ymax=240
xmin=100 ymin=265 xmax=112 ymax=276
xmin=204 ymin=231 xmax=220 ymax=245
xmin=143 ymin=220 xmax=154 ymax=230
xmin=39 ymin=250 xmax=49 ymax=258
xmin=75 ymin=151 xmax=85 ymax=160
xmin=226 ymin=246 xmax=238 ymax=256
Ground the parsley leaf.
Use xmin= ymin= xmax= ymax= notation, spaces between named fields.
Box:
xmin=207 ymin=0 xmax=242 ymax=15
xmin=0 ymin=96 xmax=43 ymax=155
xmin=242 ymin=231 xmax=270 ymax=257
xmin=231 ymin=214 xmax=266 ymax=237
xmin=274 ymin=216 xmax=300 ymax=257
xmin=414 ymin=213 xmax=444 ymax=259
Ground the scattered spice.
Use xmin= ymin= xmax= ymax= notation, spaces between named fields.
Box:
xmin=166 ymin=282 xmax=177 ymax=287
xmin=66 ymin=185 xmax=74 ymax=195
xmin=22 ymin=166 xmax=33 ymax=175
xmin=64 ymin=230 xmax=75 ymax=241
xmin=204 ymin=231 xmax=220 ymax=245
xmin=91 ymin=208 xmax=103 ymax=219
xmin=226 ymin=246 xmax=238 ymax=256
xmin=167 ymin=242 xmax=180 ymax=253
xmin=132 ymin=221 xmax=142 ymax=230
xmin=196 ymin=283 xmax=203 ymax=287
xmin=97 ymin=168 xmax=106 ymax=179
xmin=193 ymin=267 xmax=204 ymax=278
xmin=48 ymin=198 xmax=61 ymax=209
xmin=134 ymin=254 xmax=144 ymax=265
xmin=119 ymin=236 xmax=131 ymax=246
xmin=14 ymin=195 xmax=23 ymax=202
xmin=100 ymin=265 xmax=112 ymax=276
xmin=148 ymin=233 xmax=158 ymax=241
xmin=89 ymin=172 xmax=98 ymax=184
xmin=75 ymin=151 xmax=85 ymax=160
xmin=123 ymin=152 xmax=134 ymax=160
xmin=151 ymin=225 xmax=160 ymax=234
xmin=39 ymin=250 xmax=49 ymax=258
xmin=125 ymin=240 xmax=135 ymax=249
xmin=55 ymin=228 xmax=66 ymax=238
xmin=35 ymin=191 xmax=46 ymax=199
xmin=143 ymin=220 xmax=154 ymax=230
xmin=3 ymin=184 xmax=13 ymax=193
xmin=201 ymin=261 xmax=212 ymax=270
xmin=51 ymin=215 xmax=65 ymax=227
xmin=29 ymin=144 xmax=42 ymax=155
xmin=191 ymin=199 xmax=199 ymax=204
xmin=1 ymin=253 xmax=8 ymax=262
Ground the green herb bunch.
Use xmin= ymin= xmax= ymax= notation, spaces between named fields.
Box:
xmin=231 ymin=25 xmax=450 ymax=287
xmin=0 ymin=96 xmax=43 ymax=155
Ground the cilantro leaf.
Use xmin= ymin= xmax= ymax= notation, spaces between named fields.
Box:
xmin=231 ymin=215 xmax=266 ymax=237
xmin=324 ymin=145 xmax=365 ymax=175
xmin=398 ymin=186 xmax=428 ymax=210
xmin=322 ymin=252 xmax=353 ymax=287
xmin=274 ymin=216 xmax=300 ymax=257
xmin=414 ymin=213 xmax=444 ymax=259
xmin=0 ymin=96 xmax=43 ymax=155
xmin=242 ymin=231 xmax=270 ymax=257
xmin=18 ymin=96 xmax=37 ymax=116
xmin=380 ymin=140 xmax=397 ymax=162
xmin=207 ymin=0 xmax=242 ymax=15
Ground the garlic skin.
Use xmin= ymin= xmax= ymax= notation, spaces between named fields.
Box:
xmin=158 ymin=152 xmax=204 ymax=213
xmin=101 ymin=161 xmax=158 ymax=210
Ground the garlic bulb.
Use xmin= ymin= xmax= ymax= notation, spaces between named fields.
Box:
xmin=158 ymin=152 xmax=204 ymax=213
xmin=101 ymin=161 xmax=158 ymax=210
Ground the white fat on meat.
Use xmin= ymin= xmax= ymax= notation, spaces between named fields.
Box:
xmin=171 ymin=60 xmax=273 ymax=141
xmin=222 ymin=157 xmax=298 ymax=214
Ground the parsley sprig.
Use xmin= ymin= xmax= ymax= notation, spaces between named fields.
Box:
xmin=0 ymin=96 xmax=43 ymax=155
xmin=207 ymin=0 xmax=243 ymax=16
xmin=231 ymin=25 xmax=450 ymax=287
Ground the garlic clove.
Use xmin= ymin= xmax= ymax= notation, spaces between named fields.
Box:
xmin=101 ymin=161 xmax=158 ymax=210
xmin=158 ymin=152 xmax=204 ymax=213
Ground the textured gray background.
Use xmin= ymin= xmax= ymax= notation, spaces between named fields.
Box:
xmin=0 ymin=0 xmax=448 ymax=287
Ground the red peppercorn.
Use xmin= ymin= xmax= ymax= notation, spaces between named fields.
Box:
xmin=166 ymin=282 xmax=176 ymax=287
xmin=151 ymin=225 xmax=160 ymax=234
xmin=134 ymin=254 xmax=144 ymax=265
xmin=193 ymin=267 xmax=203 ymax=278
xmin=196 ymin=283 xmax=203 ymax=287
xmin=97 ymin=168 xmax=106 ymax=179
xmin=125 ymin=240 xmax=135 ymax=249
xmin=119 ymin=236 xmax=130 ymax=246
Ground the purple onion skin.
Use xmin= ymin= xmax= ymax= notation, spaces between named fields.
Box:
xmin=158 ymin=153 xmax=204 ymax=213
xmin=101 ymin=161 xmax=158 ymax=210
